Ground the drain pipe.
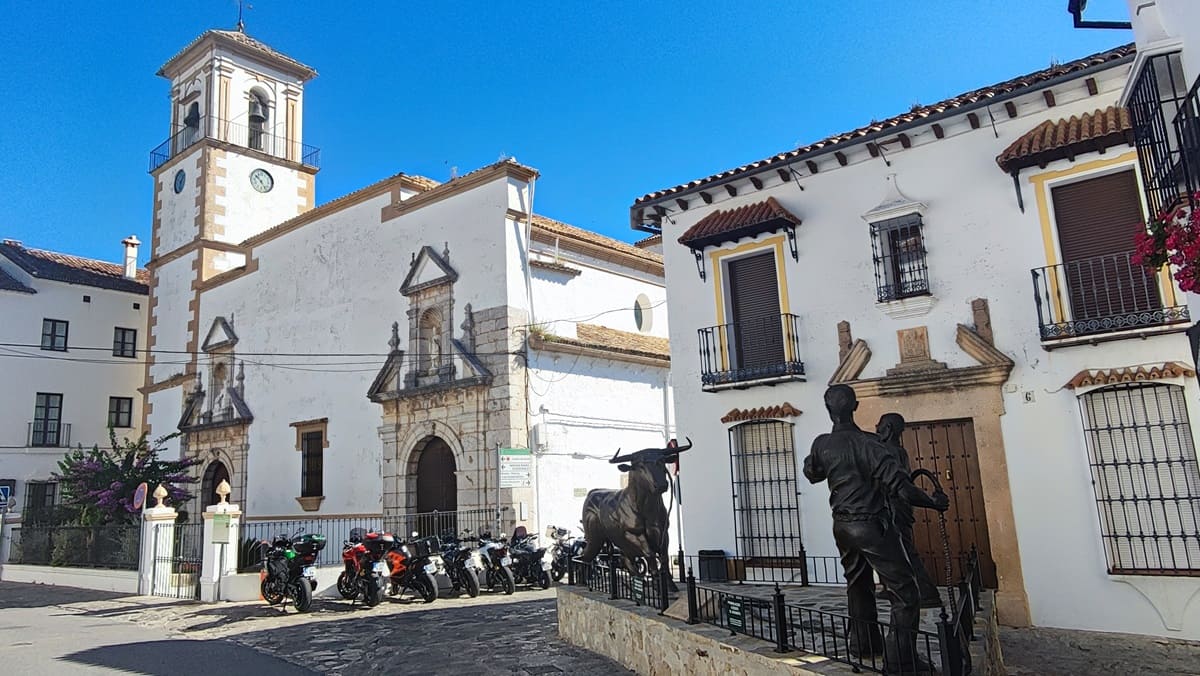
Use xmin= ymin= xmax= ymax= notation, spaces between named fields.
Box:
xmin=522 ymin=177 xmax=538 ymax=534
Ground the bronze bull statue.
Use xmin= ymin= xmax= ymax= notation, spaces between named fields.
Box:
xmin=579 ymin=438 xmax=691 ymax=591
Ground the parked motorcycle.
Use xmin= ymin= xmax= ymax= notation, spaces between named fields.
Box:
xmin=507 ymin=526 xmax=552 ymax=589
xmin=439 ymin=529 xmax=483 ymax=598
xmin=545 ymin=525 xmax=585 ymax=582
xmin=382 ymin=531 xmax=442 ymax=603
xmin=260 ymin=529 xmax=326 ymax=612
xmin=476 ymin=531 xmax=516 ymax=594
xmin=336 ymin=527 xmax=387 ymax=607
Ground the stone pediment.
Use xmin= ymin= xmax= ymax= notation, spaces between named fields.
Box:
xmin=400 ymin=245 xmax=458 ymax=297
xmin=179 ymin=377 xmax=253 ymax=432
xmin=367 ymin=325 xmax=493 ymax=403
xmin=201 ymin=316 xmax=238 ymax=352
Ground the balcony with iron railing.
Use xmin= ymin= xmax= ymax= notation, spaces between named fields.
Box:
xmin=697 ymin=313 xmax=805 ymax=391
xmin=1031 ymin=250 xmax=1189 ymax=346
xmin=27 ymin=421 xmax=71 ymax=448
xmin=148 ymin=116 xmax=320 ymax=173
xmin=1172 ymin=74 xmax=1200 ymax=208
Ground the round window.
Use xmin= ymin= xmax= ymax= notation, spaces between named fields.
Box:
xmin=634 ymin=294 xmax=653 ymax=332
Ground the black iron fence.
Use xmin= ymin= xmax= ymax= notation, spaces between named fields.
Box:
xmin=1174 ymin=74 xmax=1200 ymax=210
xmin=697 ymin=313 xmax=805 ymax=390
xmin=1031 ymin=250 xmax=1189 ymax=341
xmin=9 ymin=523 xmax=141 ymax=570
xmin=568 ymin=545 xmax=982 ymax=676
xmin=149 ymin=115 xmax=321 ymax=172
xmin=675 ymin=552 xmax=845 ymax=586
xmin=385 ymin=507 xmax=503 ymax=542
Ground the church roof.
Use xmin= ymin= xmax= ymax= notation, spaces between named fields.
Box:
xmin=0 ymin=240 xmax=149 ymax=295
xmin=159 ymin=29 xmax=317 ymax=81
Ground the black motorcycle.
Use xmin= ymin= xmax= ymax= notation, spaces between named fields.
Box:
xmin=260 ymin=530 xmax=326 ymax=612
xmin=439 ymin=530 xmax=482 ymax=598
xmin=507 ymin=526 xmax=552 ymax=589
xmin=546 ymin=525 xmax=585 ymax=582
xmin=475 ymin=531 xmax=516 ymax=594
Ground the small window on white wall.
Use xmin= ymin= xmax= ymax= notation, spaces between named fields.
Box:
xmin=634 ymin=294 xmax=653 ymax=333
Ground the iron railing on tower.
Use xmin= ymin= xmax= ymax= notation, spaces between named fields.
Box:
xmin=149 ymin=116 xmax=320 ymax=172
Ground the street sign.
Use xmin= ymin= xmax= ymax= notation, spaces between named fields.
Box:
xmin=211 ymin=513 xmax=231 ymax=544
xmin=632 ymin=576 xmax=646 ymax=605
xmin=132 ymin=482 xmax=148 ymax=510
xmin=499 ymin=447 xmax=532 ymax=488
xmin=0 ymin=485 xmax=10 ymax=505
xmin=726 ymin=597 xmax=746 ymax=634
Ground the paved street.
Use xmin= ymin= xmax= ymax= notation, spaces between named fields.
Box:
xmin=0 ymin=581 xmax=629 ymax=675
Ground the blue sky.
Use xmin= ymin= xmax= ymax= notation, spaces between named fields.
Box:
xmin=0 ymin=1 xmax=1133 ymax=264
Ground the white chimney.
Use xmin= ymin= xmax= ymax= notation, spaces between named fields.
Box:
xmin=121 ymin=235 xmax=140 ymax=280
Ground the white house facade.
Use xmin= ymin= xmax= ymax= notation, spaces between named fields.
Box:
xmin=140 ymin=28 xmax=674 ymax=542
xmin=634 ymin=35 xmax=1200 ymax=640
xmin=0 ymin=238 xmax=148 ymax=523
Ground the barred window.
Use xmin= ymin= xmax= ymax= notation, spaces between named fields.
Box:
xmin=301 ymin=430 xmax=324 ymax=498
xmin=870 ymin=213 xmax=930 ymax=303
xmin=729 ymin=420 xmax=804 ymax=582
xmin=1079 ymin=383 xmax=1200 ymax=575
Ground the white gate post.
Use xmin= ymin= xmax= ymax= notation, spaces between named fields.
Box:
xmin=139 ymin=485 xmax=178 ymax=595
xmin=200 ymin=480 xmax=241 ymax=602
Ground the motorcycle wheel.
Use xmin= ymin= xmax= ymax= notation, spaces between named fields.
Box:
xmin=361 ymin=577 xmax=382 ymax=608
xmin=551 ymin=563 xmax=565 ymax=582
xmin=291 ymin=580 xmax=313 ymax=613
xmin=419 ymin=572 xmax=438 ymax=603
xmin=336 ymin=571 xmax=359 ymax=600
xmin=537 ymin=569 xmax=551 ymax=590
xmin=463 ymin=568 xmax=480 ymax=598
xmin=261 ymin=578 xmax=285 ymax=605
xmin=500 ymin=566 xmax=516 ymax=595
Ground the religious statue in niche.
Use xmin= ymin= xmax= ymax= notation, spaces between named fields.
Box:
xmin=803 ymin=385 xmax=947 ymax=674
xmin=180 ymin=315 xmax=253 ymax=430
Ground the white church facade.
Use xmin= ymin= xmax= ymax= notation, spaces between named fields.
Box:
xmin=141 ymin=29 xmax=673 ymax=539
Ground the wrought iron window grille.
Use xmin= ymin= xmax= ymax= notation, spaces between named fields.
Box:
xmin=869 ymin=213 xmax=930 ymax=303
xmin=1128 ymin=52 xmax=1195 ymax=218
xmin=697 ymin=313 xmax=805 ymax=389
xmin=728 ymin=421 xmax=807 ymax=583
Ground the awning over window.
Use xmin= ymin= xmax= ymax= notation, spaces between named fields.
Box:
xmin=677 ymin=197 xmax=802 ymax=250
xmin=996 ymin=106 xmax=1134 ymax=173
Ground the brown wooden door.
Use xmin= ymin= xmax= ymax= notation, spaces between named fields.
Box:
xmin=901 ymin=419 xmax=998 ymax=588
xmin=416 ymin=438 xmax=457 ymax=513
xmin=1051 ymin=170 xmax=1161 ymax=326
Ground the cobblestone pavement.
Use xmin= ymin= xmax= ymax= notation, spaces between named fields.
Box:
xmin=1 ymin=582 xmax=630 ymax=675
xmin=1000 ymin=625 xmax=1200 ymax=676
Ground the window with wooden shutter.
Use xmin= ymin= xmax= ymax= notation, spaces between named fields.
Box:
xmin=727 ymin=252 xmax=783 ymax=371
xmin=1051 ymin=170 xmax=1164 ymax=331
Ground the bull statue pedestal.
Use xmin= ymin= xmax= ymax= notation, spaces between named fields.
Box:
xmin=578 ymin=438 xmax=691 ymax=595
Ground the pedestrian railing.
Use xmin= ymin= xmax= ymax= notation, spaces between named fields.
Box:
xmin=569 ymin=555 xmax=671 ymax=612
xmin=9 ymin=523 xmax=141 ymax=570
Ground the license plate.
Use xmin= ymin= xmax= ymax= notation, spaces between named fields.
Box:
xmin=373 ymin=561 xmax=389 ymax=575
xmin=302 ymin=566 xmax=316 ymax=578
xmin=500 ymin=556 xmax=512 ymax=566
xmin=423 ymin=562 xmax=437 ymax=574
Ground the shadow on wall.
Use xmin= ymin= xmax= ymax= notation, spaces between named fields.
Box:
xmin=61 ymin=639 xmax=316 ymax=675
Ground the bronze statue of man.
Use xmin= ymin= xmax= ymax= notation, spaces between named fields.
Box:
xmin=803 ymin=385 xmax=947 ymax=673
xmin=876 ymin=413 xmax=943 ymax=608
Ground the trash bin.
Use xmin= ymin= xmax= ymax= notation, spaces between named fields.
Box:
xmin=698 ymin=549 xmax=728 ymax=582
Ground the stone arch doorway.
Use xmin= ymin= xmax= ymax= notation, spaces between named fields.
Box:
xmin=414 ymin=437 xmax=457 ymax=513
xmin=200 ymin=460 xmax=230 ymax=511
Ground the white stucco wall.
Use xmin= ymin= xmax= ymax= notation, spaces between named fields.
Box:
xmin=148 ymin=254 xmax=195 ymax=383
xmin=656 ymin=56 xmax=1200 ymax=638
xmin=195 ymin=175 xmax=515 ymax=517
xmin=0 ymin=266 xmax=146 ymax=517
xmin=527 ymin=350 xmax=677 ymax=550
xmin=212 ymin=152 xmax=308 ymax=244
xmin=530 ymin=250 xmax=669 ymax=340
xmin=154 ymin=148 xmax=204 ymax=256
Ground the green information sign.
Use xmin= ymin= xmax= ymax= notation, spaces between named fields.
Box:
xmin=211 ymin=513 xmax=231 ymax=544
xmin=499 ymin=447 xmax=532 ymax=488
xmin=632 ymin=576 xmax=646 ymax=605
xmin=726 ymin=597 xmax=746 ymax=634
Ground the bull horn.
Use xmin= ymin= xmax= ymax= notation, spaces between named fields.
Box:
xmin=674 ymin=437 xmax=693 ymax=452
xmin=610 ymin=447 xmax=636 ymax=464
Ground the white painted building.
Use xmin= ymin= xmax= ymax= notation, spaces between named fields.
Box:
xmin=0 ymin=238 xmax=148 ymax=521
xmin=140 ymin=28 xmax=674 ymax=543
xmin=633 ymin=34 xmax=1200 ymax=640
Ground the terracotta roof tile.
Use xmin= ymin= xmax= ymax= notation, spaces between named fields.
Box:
xmin=159 ymin=29 xmax=317 ymax=80
xmin=0 ymin=266 xmax=35 ymax=294
xmin=996 ymin=106 xmax=1134 ymax=172
xmin=0 ymin=241 xmax=149 ymax=294
xmin=634 ymin=233 xmax=662 ymax=248
xmin=633 ymin=43 xmax=1135 ymax=214
xmin=539 ymin=323 xmax=670 ymax=360
xmin=720 ymin=403 xmax=802 ymax=424
xmin=1064 ymin=363 xmax=1196 ymax=389
xmin=531 ymin=215 xmax=663 ymax=267
xmin=677 ymin=197 xmax=801 ymax=249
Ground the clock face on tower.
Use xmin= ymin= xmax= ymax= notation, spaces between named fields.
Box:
xmin=250 ymin=168 xmax=274 ymax=193
xmin=173 ymin=169 xmax=186 ymax=194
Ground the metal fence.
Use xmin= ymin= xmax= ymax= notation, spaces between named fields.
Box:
xmin=675 ymin=552 xmax=845 ymax=586
xmin=385 ymin=508 xmax=503 ymax=542
xmin=9 ymin=524 xmax=141 ymax=570
xmin=148 ymin=116 xmax=321 ymax=172
xmin=569 ymin=555 xmax=671 ymax=612
xmin=150 ymin=521 xmax=204 ymax=600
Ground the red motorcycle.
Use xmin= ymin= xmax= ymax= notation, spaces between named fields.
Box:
xmin=382 ymin=532 xmax=442 ymax=603
xmin=336 ymin=528 xmax=388 ymax=607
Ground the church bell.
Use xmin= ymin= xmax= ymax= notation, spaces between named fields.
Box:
xmin=249 ymin=99 xmax=267 ymax=123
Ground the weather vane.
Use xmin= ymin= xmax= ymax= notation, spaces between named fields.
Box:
xmin=236 ymin=0 xmax=252 ymax=33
